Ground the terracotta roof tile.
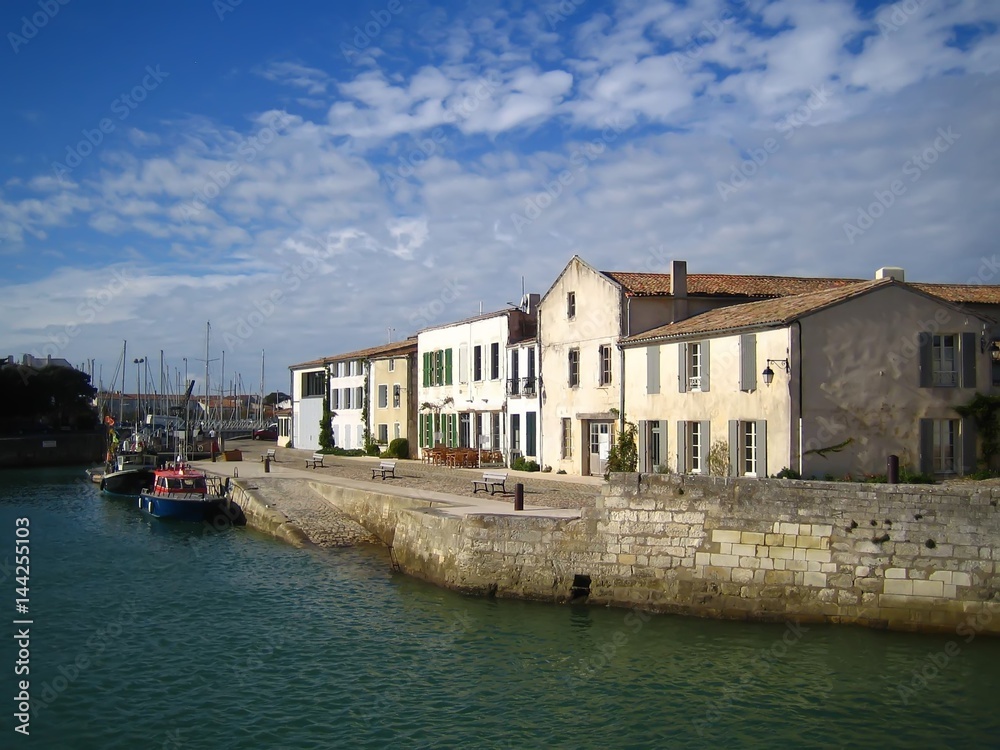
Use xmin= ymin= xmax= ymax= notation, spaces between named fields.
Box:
xmin=911 ymin=283 xmax=1000 ymax=304
xmin=603 ymin=271 xmax=866 ymax=298
xmin=624 ymin=279 xmax=890 ymax=343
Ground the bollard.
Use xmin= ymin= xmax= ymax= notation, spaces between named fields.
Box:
xmin=887 ymin=454 xmax=899 ymax=484
xmin=514 ymin=482 xmax=524 ymax=511
xmin=264 ymin=456 xmax=271 ymax=473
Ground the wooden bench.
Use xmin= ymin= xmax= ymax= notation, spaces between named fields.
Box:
xmin=472 ymin=471 xmax=508 ymax=495
xmin=371 ymin=459 xmax=397 ymax=480
xmin=260 ymin=448 xmax=276 ymax=463
xmin=305 ymin=452 xmax=324 ymax=469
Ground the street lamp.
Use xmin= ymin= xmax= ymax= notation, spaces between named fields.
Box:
xmin=761 ymin=358 xmax=789 ymax=386
xmin=133 ymin=357 xmax=146 ymax=424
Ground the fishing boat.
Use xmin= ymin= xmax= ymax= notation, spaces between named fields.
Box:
xmin=99 ymin=452 xmax=158 ymax=498
xmin=138 ymin=463 xmax=226 ymax=522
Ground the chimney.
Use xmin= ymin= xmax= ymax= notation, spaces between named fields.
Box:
xmin=875 ymin=266 xmax=905 ymax=282
xmin=670 ymin=260 xmax=688 ymax=322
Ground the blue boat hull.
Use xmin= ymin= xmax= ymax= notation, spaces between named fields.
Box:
xmin=138 ymin=492 xmax=224 ymax=522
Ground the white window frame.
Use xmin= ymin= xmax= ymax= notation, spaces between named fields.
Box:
xmin=743 ymin=420 xmax=757 ymax=477
xmin=690 ymin=422 xmax=702 ymax=474
xmin=378 ymin=384 xmax=388 ymax=409
xmin=932 ymin=334 xmax=958 ymax=387
xmin=689 ymin=342 xmax=702 ymax=391
xmin=932 ymin=419 xmax=956 ymax=473
xmin=561 ymin=417 xmax=572 ymax=458
xmin=377 ymin=423 xmax=388 ymax=444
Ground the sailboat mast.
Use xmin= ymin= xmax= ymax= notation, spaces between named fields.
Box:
xmin=119 ymin=340 xmax=126 ymax=424
xmin=204 ymin=322 xmax=210 ymax=426
xmin=260 ymin=349 xmax=265 ymax=424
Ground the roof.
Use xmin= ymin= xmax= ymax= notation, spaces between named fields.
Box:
xmin=624 ymin=279 xmax=891 ymax=343
xmin=911 ymin=283 xmax=1000 ymax=305
xmin=416 ymin=307 xmax=526 ymax=334
xmin=289 ymin=338 xmax=417 ymax=370
xmin=602 ymin=271 xmax=865 ymax=298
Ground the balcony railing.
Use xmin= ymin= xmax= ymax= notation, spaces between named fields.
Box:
xmin=521 ymin=377 xmax=537 ymax=397
xmin=688 ymin=376 xmax=702 ymax=391
xmin=506 ymin=378 xmax=520 ymax=396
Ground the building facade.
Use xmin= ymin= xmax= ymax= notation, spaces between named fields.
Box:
xmin=369 ymin=339 xmax=418 ymax=454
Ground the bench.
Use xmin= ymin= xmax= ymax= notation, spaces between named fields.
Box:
xmin=472 ymin=471 xmax=508 ymax=495
xmin=305 ymin=453 xmax=324 ymax=469
xmin=260 ymin=448 xmax=276 ymax=463
xmin=371 ymin=459 xmax=397 ymax=480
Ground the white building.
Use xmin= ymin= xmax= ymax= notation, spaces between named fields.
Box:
xmin=289 ymin=357 xmax=327 ymax=451
xmin=505 ymin=335 xmax=541 ymax=466
xmin=416 ymin=304 xmax=537 ymax=463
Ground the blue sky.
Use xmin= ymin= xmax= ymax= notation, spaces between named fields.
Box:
xmin=1 ymin=0 xmax=998 ymax=398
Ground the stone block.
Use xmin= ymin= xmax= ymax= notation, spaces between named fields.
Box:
xmin=796 ymin=535 xmax=823 ymax=550
xmin=929 ymin=570 xmax=952 ymax=584
xmin=779 ymin=522 xmax=800 ymax=535
xmin=953 ymin=572 xmax=972 ymax=587
xmin=718 ymin=542 xmax=732 ymax=554
xmin=705 ymin=566 xmax=731 ymax=582
xmin=710 ymin=554 xmax=740 ymax=568
xmin=812 ymin=524 xmax=834 ymax=537
xmin=770 ymin=546 xmax=794 ymax=559
xmin=712 ymin=529 xmax=742 ymax=544
xmin=732 ymin=568 xmax=754 ymax=584
xmin=828 ymin=573 xmax=853 ymax=589
xmin=784 ymin=534 xmax=799 ymax=546
xmin=739 ymin=556 xmax=761 ymax=569
xmin=803 ymin=572 xmax=827 ymax=587
xmin=774 ymin=559 xmax=786 ymax=570
xmin=855 ymin=566 xmax=871 ymax=578
xmin=885 ymin=567 xmax=907 ymax=579
xmin=805 ymin=549 xmax=832 ymax=563
xmin=786 ymin=560 xmax=808 ymax=572
xmin=732 ymin=543 xmax=758 ymax=557
xmin=821 ymin=563 xmax=838 ymax=573
xmin=618 ymin=554 xmax=637 ymax=566
xmin=793 ymin=548 xmax=808 ymax=561
xmin=943 ymin=584 xmax=956 ymax=598
xmin=912 ymin=579 xmax=944 ymax=598
xmin=741 ymin=532 xmax=766 ymax=545
xmin=765 ymin=533 xmax=783 ymax=546
xmin=759 ymin=557 xmax=774 ymax=570
xmin=764 ymin=570 xmax=794 ymax=585
xmin=695 ymin=552 xmax=711 ymax=566
xmin=884 ymin=579 xmax=913 ymax=596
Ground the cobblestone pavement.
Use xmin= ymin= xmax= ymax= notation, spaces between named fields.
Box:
xmin=231 ymin=439 xmax=603 ymax=510
xmin=248 ymin=478 xmax=381 ymax=548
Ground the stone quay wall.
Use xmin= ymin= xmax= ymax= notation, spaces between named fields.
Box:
xmin=316 ymin=473 xmax=1000 ymax=634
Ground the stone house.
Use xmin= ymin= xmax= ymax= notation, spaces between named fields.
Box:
xmin=505 ymin=332 xmax=541 ymax=466
xmin=369 ymin=338 xmax=418 ymax=453
xmin=620 ymin=275 xmax=997 ymax=479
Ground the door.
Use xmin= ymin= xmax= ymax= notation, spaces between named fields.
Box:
xmin=590 ymin=422 xmax=611 ymax=475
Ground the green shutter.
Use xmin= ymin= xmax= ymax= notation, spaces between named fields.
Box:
xmin=422 ymin=352 xmax=430 ymax=387
xmin=445 ymin=348 xmax=453 ymax=385
xmin=418 ymin=414 xmax=425 ymax=448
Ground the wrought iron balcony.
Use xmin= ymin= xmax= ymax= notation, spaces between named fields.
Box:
xmin=520 ymin=377 xmax=537 ymax=397
xmin=506 ymin=378 xmax=520 ymax=396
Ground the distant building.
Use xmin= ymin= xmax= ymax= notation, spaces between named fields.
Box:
xmin=3 ymin=354 xmax=75 ymax=369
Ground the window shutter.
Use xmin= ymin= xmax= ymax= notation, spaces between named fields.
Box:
xmin=647 ymin=346 xmax=660 ymax=395
xmin=445 ymin=348 xmax=453 ymax=385
xmin=422 ymin=352 xmax=429 ymax=387
xmin=658 ymin=420 xmax=668 ymax=470
xmin=452 ymin=414 xmax=459 ymax=447
xmin=596 ymin=346 xmax=603 ymax=385
xmin=699 ymin=420 xmax=711 ymax=471
xmin=756 ymin=420 xmax=767 ymax=478
xmin=356 ymin=387 xmax=364 ymax=407
xmin=459 ymin=344 xmax=468 ymax=384
xmin=638 ymin=420 xmax=648 ymax=473
xmin=418 ymin=414 xmax=425 ymax=448
xmin=728 ymin=420 xmax=739 ymax=476
xmin=526 ymin=412 xmax=537 ymax=456
xmin=676 ymin=422 xmax=687 ymax=473
xmin=918 ymin=333 xmax=933 ymax=388
xmin=678 ymin=344 xmax=688 ymax=393
xmin=700 ymin=341 xmax=711 ymax=392
xmin=919 ymin=418 xmax=933 ymax=475
xmin=961 ymin=332 xmax=976 ymax=388
xmin=740 ymin=334 xmax=757 ymax=391
xmin=962 ymin=418 xmax=978 ymax=474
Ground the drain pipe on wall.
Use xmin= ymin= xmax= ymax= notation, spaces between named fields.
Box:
xmin=794 ymin=320 xmax=804 ymax=477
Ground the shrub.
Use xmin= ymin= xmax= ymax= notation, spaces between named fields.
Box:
xmin=387 ymin=438 xmax=409 ymax=459
xmin=512 ymin=456 xmax=526 ymax=471
xmin=365 ymin=442 xmax=381 ymax=456
xmin=525 ymin=460 xmax=540 ymax=472
xmin=606 ymin=421 xmax=638 ymax=473
xmin=556 ymin=469 xmax=567 ymax=474
xmin=774 ymin=467 xmax=801 ymax=480
xmin=319 ymin=447 xmax=366 ymax=457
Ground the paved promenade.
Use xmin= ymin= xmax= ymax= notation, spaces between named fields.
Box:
xmin=195 ymin=439 xmax=600 ymax=546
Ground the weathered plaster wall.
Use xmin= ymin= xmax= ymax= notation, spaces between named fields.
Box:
xmin=319 ymin=473 xmax=1000 ymax=634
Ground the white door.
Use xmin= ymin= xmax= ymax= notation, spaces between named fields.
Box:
xmin=590 ymin=422 xmax=611 ymax=475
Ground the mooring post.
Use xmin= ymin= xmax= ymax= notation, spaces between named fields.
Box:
xmin=264 ymin=456 xmax=271 ymax=473
xmin=514 ymin=482 xmax=524 ymax=511
xmin=887 ymin=454 xmax=899 ymax=484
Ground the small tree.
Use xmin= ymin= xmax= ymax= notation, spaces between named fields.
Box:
xmin=318 ymin=374 xmax=334 ymax=450
xmin=708 ymin=439 xmax=731 ymax=477
xmin=606 ymin=420 xmax=638 ymax=474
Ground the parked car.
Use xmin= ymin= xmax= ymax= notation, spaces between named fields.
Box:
xmin=252 ymin=423 xmax=278 ymax=441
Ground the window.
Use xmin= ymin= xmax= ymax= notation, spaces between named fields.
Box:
xmin=393 ymin=384 xmax=401 ymax=408
xmin=393 ymin=422 xmax=401 ymax=440
xmin=526 ymin=412 xmax=537 ymax=457
xmin=343 ymin=388 xmax=352 ymax=409
xmin=303 ymin=371 xmax=325 ymax=397
xmin=459 ymin=344 xmax=469 ymax=384
xmin=933 ymin=419 xmax=956 ymax=472
xmin=332 ymin=389 xmax=340 ymax=409
xmin=378 ymin=384 xmax=388 ymax=408
xmin=388 ymin=358 xmax=395 ymax=372
xmin=690 ymin=422 xmax=702 ymax=473
xmin=561 ymin=418 xmax=572 ymax=458
xmin=490 ymin=343 xmax=500 ymax=380
xmin=743 ymin=421 xmax=757 ymax=476
xmin=678 ymin=341 xmax=710 ymax=392
xmin=491 ymin=413 xmax=501 ymax=454
xmin=527 ymin=347 xmax=536 ymax=377
xmin=728 ymin=420 xmax=767 ymax=477
xmin=677 ymin=420 xmax=710 ymax=474
xmin=336 ymin=362 xmax=345 ymax=378
xmin=355 ymin=387 xmax=363 ymax=408
xmin=511 ymin=414 xmax=521 ymax=451
xmin=932 ymin=334 xmax=957 ymax=387
xmin=568 ymin=348 xmax=580 ymax=387
xmin=378 ymin=423 xmax=388 ymax=444
xmin=474 ymin=345 xmax=483 ymax=381
xmin=567 ymin=291 xmax=576 ymax=319
xmin=638 ymin=420 xmax=665 ymax=472
xmin=599 ymin=345 xmax=612 ymax=386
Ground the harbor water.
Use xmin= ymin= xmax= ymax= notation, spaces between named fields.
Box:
xmin=1 ymin=467 xmax=999 ymax=749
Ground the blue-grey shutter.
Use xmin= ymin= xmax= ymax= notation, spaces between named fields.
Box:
xmin=678 ymin=344 xmax=688 ymax=393
xmin=756 ymin=420 xmax=767 ymax=478
xmin=676 ymin=421 xmax=687 ymax=473
xmin=918 ymin=333 xmax=933 ymax=387
xmin=701 ymin=342 xmax=711 ymax=392
xmin=658 ymin=420 xmax=668 ymax=471
xmin=740 ymin=334 xmax=757 ymax=391
xmin=647 ymin=346 xmax=660 ymax=394
xmin=638 ymin=420 xmax=648 ymax=473
xmin=962 ymin=418 xmax=978 ymax=474
xmin=961 ymin=332 xmax=977 ymax=388
xmin=729 ymin=420 xmax=740 ymax=476
xmin=919 ymin=418 xmax=934 ymax=475
xmin=699 ymin=420 xmax=711 ymax=472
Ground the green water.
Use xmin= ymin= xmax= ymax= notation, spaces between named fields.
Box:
xmin=1 ymin=468 xmax=998 ymax=749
